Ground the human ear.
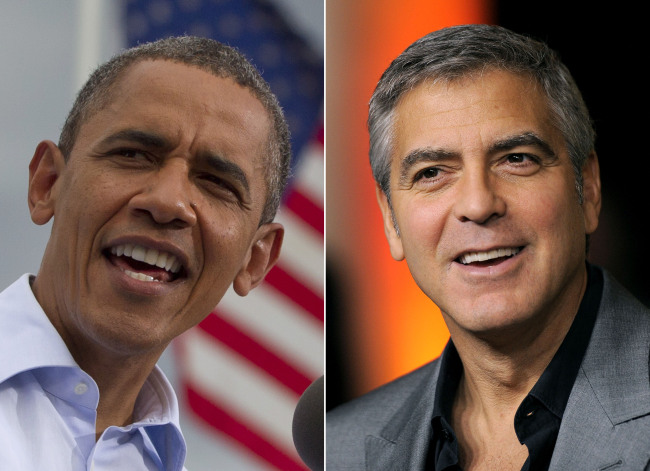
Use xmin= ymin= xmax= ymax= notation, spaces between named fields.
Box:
xmin=28 ymin=140 xmax=65 ymax=225
xmin=581 ymin=151 xmax=601 ymax=235
xmin=233 ymin=222 xmax=284 ymax=296
xmin=375 ymin=184 xmax=405 ymax=261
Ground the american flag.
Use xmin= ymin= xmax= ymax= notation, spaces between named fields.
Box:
xmin=125 ymin=1 xmax=324 ymax=469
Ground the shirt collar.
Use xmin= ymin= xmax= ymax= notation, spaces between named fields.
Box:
xmin=526 ymin=263 xmax=603 ymax=418
xmin=0 ymin=274 xmax=186 ymax=467
xmin=0 ymin=274 xmax=79 ymax=383
xmin=431 ymin=341 xmax=463 ymax=423
xmin=130 ymin=365 xmax=187 ymax=470
xmin=135 ymin=365 xmax=182 ymax=427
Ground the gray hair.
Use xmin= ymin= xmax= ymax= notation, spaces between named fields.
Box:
xmin=369 ymin=24 xmax=595 ymax=204
xmin=59 ymin=36 xmax=291 ymax=224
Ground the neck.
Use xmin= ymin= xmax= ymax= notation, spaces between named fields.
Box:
xmin=448 ymin=267 xmax=588 ymax=422
xmin=30 ymin=273 xmax=166 ymax=440
xmin=453 ymin=341 xmax=551 ymax=426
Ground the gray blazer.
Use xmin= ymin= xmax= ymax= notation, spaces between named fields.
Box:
xmin=327 ymin=270 xmax=650 ymax=470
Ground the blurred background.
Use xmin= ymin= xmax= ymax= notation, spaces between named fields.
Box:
xmin=0 ymin=1 xmax=322 ymax=470
xmin=326 ymin=0 xmax=649 ymax=409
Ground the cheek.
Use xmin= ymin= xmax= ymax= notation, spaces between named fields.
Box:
xmin=200 ymin=214 xmax=254 ymax=268
xmin=54 ymin=173 xmax=119 ymax=241
xmin=66 ymin=169 xmax=130 ymax=215
xmin=526 ymin=182 xmax=585 ymax=254
xmin=397 ymin=196 xmax=448 ymax=257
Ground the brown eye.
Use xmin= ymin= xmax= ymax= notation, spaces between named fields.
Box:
xmin=506 ymin=153 xmax=536 ymax=164
xmin=116 ymin=148 xmax=144 ymax=158
xmin=416 ymin=167 xmax=440 ymax=180
xmin=202 ymin=174 xmax=241 ymax=201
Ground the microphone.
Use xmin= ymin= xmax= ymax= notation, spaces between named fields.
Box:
xmin=292 ymin=375 xmax=324 ymax=471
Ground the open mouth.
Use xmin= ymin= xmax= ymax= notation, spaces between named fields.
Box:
xmin=456 ymin=247 xmax=522 ymax=267
xmin=105 ymin=244 xmax=185 ymax=283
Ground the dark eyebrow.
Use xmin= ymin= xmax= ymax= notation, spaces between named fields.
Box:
xmin=399 ymin=148 xmax=459 ymax=184
xmin=100 ymin=129 xmax=251 ymax=197
xmin=202 ymin=152 xmax=251 ymax=196
xmin=398 ymin=131 xmax=557 ymax=184
xmin=98 ymin=129 xmax=171 ymax=150
xmin=489 ymin=132 xmax=557 ymax=158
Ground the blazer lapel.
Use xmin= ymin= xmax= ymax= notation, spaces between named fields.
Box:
xmin=365 ymin=360 xmax=442 ymax=471
xmin=550 ymin=273 xmax=650 ymax=470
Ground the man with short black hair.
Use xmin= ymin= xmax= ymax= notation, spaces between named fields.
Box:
xmin=0 ymin=36 xmax=290 ymax=470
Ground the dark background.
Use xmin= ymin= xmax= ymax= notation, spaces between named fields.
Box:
xmin=497 ymin=2 xmax=649 ymax=308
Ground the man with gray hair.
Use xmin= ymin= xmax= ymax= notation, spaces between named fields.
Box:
xmin=327 ymin=24 xmax=650 ymax=470
xmin=0 ymin=36 xmax=290 ymax=470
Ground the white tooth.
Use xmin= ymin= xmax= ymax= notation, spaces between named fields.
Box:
xmin=112 ymin=243 xmax=180 ymax=274
xmin=131 ymin=245 xmax=146 ymax=262
xmin=461 ymin=253 xmax=477 ymax=264
xmin=165 ymin=255 xmax=177 ymax=272
xmin=155 ymin=252 xmax=168 ymax=269
xmin=460 ymin=247 xmax=522 ymax=265
xmin=124 ymin=270 xmax=155 ymax=282
xmin=144 ymin=248 xmax=159 ymax=265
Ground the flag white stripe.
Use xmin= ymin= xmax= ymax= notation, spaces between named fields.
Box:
xmin=218 ymin=285 xmax=323 ymax=378
xmin=291 ymin=145 xmax=324 ymax=206
xmin=184 ymin=328 xmax=300 ymax=455
xmin=274 ymin=210 xmax=324 ymax=295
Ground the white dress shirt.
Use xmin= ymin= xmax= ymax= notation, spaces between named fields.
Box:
xmin=0 ymin=274 xmax=187 ymax=470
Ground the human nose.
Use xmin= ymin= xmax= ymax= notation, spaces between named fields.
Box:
xmin=452 ymin=167 xmax=506 ymax=224
xmin=129 ymin=161 xmax=197 ymax=227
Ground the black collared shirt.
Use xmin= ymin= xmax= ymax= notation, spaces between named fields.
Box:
xmin=425 ymin=264 xmax=603 ymax=471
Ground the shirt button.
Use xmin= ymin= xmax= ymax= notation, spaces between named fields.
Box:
xmin=74 ymin=382 xmax=88 ymax=395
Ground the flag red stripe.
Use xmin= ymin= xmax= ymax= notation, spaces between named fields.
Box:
xmin=313 ymin=125 xmax=323 ymax=145
xmin=185 ymin=385 xmax=308 ymax=471
xmin=264 ymin=265 xmax=324 ymax=323
xmin=284 ymin=189 xmax=324 ymax=235
xmin=199 ymin=313 xmax=312 ymax=395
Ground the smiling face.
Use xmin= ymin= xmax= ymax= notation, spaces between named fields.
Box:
xmin=377 ymin=70 xmax=601 ymax=340
xmin=28 ymin=60 xmax=283 ymax=358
